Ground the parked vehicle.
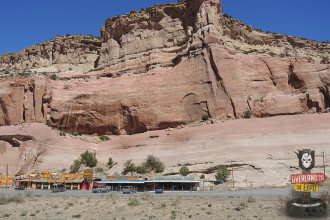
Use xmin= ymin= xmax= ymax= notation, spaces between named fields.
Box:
xmin=51 ymin=184 xmax=66 ymax=193
xmin=92 ymin=185 xmax=110 ymax=193
xmin=14 ymin=185 xmax=25 ymax=190
xmin=155 ymin=187 xmax=164 ymax=194
xmin=122 ymin=186 xmax=136 ymax=194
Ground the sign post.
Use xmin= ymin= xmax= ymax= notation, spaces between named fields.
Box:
xmin=287 ymin=149 xmax=327 ymax=217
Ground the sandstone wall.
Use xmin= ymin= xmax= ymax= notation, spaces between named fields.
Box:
xmin=0 ymin=77 xmax=52 ymax=126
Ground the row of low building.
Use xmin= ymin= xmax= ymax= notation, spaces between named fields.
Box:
xmin=2 ymin=172 xmax=220 ymax=192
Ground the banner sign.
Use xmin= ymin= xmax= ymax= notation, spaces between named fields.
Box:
xmin=102 ymin=175 xmax=145 ymax=182
xmin=83 ymin=169 xmax=93 ymax=183
xmin=0 ymin=176 xmax=13 ymax=187
xmin=152 ymin=176 xmax=195 ymax=181
xmin=291 ymin=173 xmax=326 ymax=184
xmin=62 ymin=174 xmax=84 ymax=178
xmin=294 ymin=184 xmax=318 ymax=192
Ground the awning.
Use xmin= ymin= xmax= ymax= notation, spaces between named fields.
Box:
xmin=96 ymin=181 xmax=145 ymax=184
xmin=72 ymin=178 xmax=84 ymax=183
xmin=145 ymin=180 xmax=201 ymax=183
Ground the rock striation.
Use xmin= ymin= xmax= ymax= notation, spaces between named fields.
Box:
xmin=0 ymin=0 xmax=329 ymax=135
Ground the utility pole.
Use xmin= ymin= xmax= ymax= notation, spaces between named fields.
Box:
xmin=322 ymin=152 xmax=325 ymax=175
xmin=231 ymin=160 xmax=235 ymax=189
xmin=5 ymin=164 xmax=8 ymax=189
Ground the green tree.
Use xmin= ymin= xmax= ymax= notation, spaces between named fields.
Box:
xmin=200 ymin=173 xmax=205 ymax=179
xmin=122 ymin=160 xmax=136 ymax=175
xmin=179 ymin=166 xmax=189 ymax=176
xmin=106 ymin=157 xmax=117 ymax=170
xmin=80 ymin=150 xmax=98 ymax=168
xmin=215 ymin=165 xmax=230 ymax=182
xmin=135 ymin=155 xmax=165 ymax=174
xmin=70 ymin=159 xmax=81 ymax=173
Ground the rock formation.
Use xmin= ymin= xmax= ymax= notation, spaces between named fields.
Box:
xmin=0 ymin=0 xmax=329 ymax=135
xmin=0 ymin=35 xmax=101 ymax=74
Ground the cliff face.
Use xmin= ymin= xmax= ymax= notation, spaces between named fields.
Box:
xmin=0 ymin=0 xmax=329 ymax=135
xmin=0 ymin=77 xmax=52 ymax=126
xmin=0 ymin=35 xmax=101 ymax=74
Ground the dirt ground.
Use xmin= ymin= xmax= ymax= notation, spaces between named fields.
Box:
xmin=0 ymin=193 xmax=328 ymax=220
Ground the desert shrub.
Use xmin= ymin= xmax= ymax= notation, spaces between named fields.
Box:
xmin=243 ymin=110 xmax=252 ymax=119
xmin=72 ymin=214 xmax=81 ymax=218
xmin=95 ymin=167 xmax=104 ymax=173
xmin=59 ymin=131 xmax=66 ymax=136
xmin=201 ymin=114 xmax=209 ymax=121
xmin=200 ymin=173 xmax=205 ymax=179
xmin=321 ymin=56 xmax=329 ymax=64
xmin=107 ymin=157 xmax=117 ymax=170
xmin=215 ymin=165 xmax=230 ymax=182
xmin=208 ymin=204 xmax=212 ymax=207
xmin=70 ymin=159 xmax=81 ymax=173
xmin=20 ymin=212 xmax=27 ymax=216
xmin=69 ymin=67 xmax=73 ymax=71
xmin=2 ymin=214 xmax=11 ymax=217
xmin=269 ymin=51 xmax=276 ymax=57
xmin=122 ymin=160 xmax=136 ymax=175
xmin=72 ymin=132 xmax=79 ymax=136
xmin=128 ymin=198 xmax=140 ymax=206
xmin=179 ymin=166 xmax=189 ymax=176
xmin=49 ymin=73 xmax=57 ymax=80
xmin=99 ymin=135 xmax=110 ymax=141
xmin=247 ymin=196 xmax=256 ymax=203
xmin=170 ymin=210 xmax=177 ymax=219
xmin=80 ymin=150 xmax=98 ymax=168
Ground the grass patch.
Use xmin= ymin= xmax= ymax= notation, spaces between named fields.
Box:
xmin=20 ymin=212 xmax=27 ymax=216
xmin=128 ymin=198 xmax=140 ymax=206
xmin=170 ymin=210 xmax=177 ymax=219
xmin=0 ymin=194 xmax=25 ymax=205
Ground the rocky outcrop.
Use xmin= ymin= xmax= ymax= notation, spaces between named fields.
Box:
xmin=222 ymin=16 xmax=330 ymax=63
xmin=0 ymin=134 xmax=35 ymax=147
xmin=0 ymin=77 xmax=52 ymax=126
xmin=0 ymin=35 xmax=101 ymax=74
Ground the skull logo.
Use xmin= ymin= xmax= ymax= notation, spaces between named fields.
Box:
xmin=301 ymin=153 xmax=312 ymax=168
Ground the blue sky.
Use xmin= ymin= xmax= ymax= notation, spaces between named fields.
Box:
xmin=0 ymin=0 xmax=329 ymax=55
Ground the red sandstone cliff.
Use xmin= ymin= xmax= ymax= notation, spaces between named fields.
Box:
xmin=0 ymin=0 xmax=329 ymax=135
